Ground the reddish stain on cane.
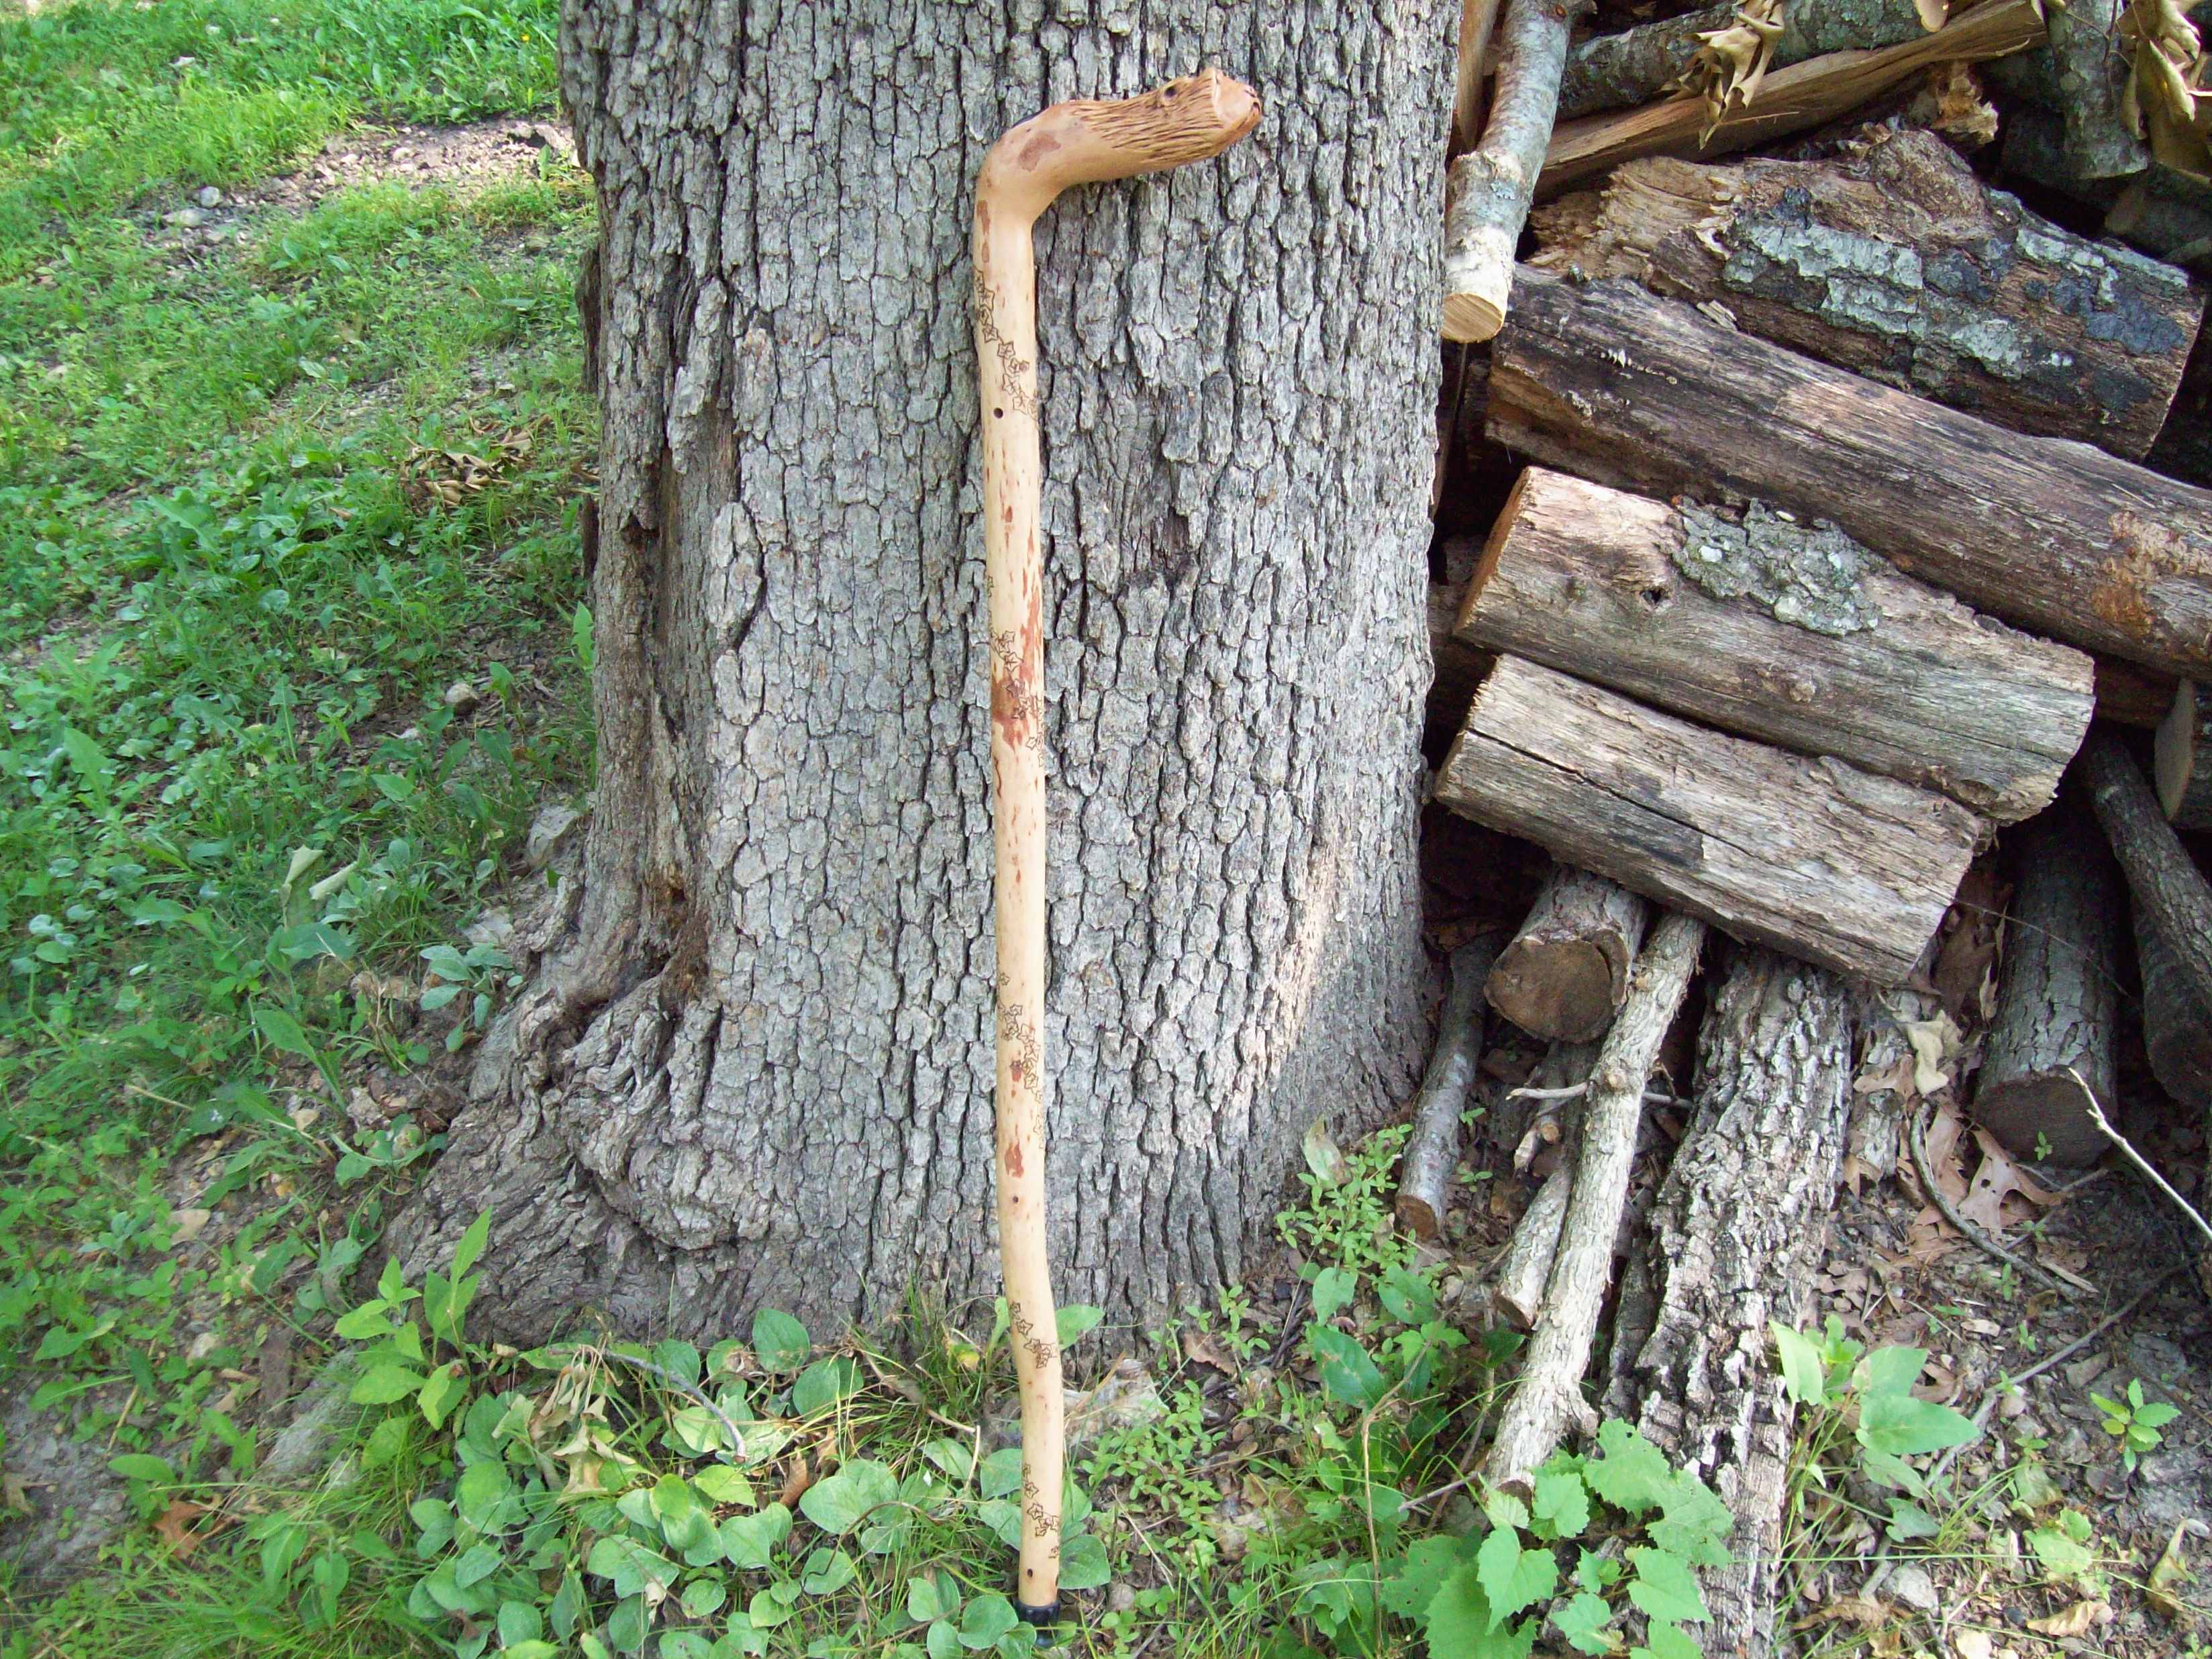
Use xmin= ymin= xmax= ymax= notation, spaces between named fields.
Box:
xmin=1006 ymin=1141 xmax=1024 ymax=1176
xmin=1019 ymin=130 xmax=1063 ymax=167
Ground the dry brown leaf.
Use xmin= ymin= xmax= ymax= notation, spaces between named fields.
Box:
xmin=2146 ymin=1518 xmax=2200 ymax=1615
xmin=170 ymin=1207 xmax=211 ymax=1241
xmin=1952 ymin=1631 xmax=1995 ymax=1659
xmin=1797 ymin=1591 xmax=1890 ymax=1629
xmin=1925 ymin=1099 xmax=1972 ymax=1203
xmin=1957 ymin=1129 xmax=2062 ymax=1234
xmin=1 ymin=1474 xmax=30 ymax=1517
xmin=1181 ymin=1329 xmax=1238 ymax=1375
xmin=2027 ymin=1599 xmax=2108 ymax=1637
xmin=154 ymin=1497 xmax=213 ymax=1556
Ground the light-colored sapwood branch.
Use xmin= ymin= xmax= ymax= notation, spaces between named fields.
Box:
xmin=1395 ymin=937 xmax=1501 ymax=1239
xmin=1483 ymin=911 xmax=1707 ymax=1494
xmin=1443 ymin=0 xmax=1587 ymax=342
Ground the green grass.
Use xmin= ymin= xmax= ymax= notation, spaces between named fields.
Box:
xmin=0 ymin=0 xmax=593 ymax=1604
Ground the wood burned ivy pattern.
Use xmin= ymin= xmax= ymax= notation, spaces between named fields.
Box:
xmin=995 ymin=972 xmax=1042 ymax=1097
xmin=989 ymin=629 xmax=1046 ymax=756
xmin=1005 ymin=1297 xmax=1060 ymax=1393
xmin=972 ymin=274 xmax=1041 ymax=418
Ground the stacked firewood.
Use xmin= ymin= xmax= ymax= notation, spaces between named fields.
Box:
xmin=1415 ymin=1 xmax=2212 ymax=1650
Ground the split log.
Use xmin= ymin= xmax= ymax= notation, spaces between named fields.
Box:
xmin=1557 ymin=0 xmax=1946 ymax=121
xmin=2080 ymin=727 xmax=2212 ymax=1019
xmin=1485 ymin=272 xmax=2212 ymax=678
xmin=1538 ymin=0 xmax=2049 ymax=197
xmin=1437 ymin=656 xmax=1982 ymax=984
xmin=1492 ymin=1043 xmax=1596 ymax=1329
xmin=2155 ymin=681 xmax=2212 ymax=829
xmin=1442 ymin=0 xmax=1585 ymax=342
xmin=1487 ymin=862 xmax=1651 ymax=1040
xmin=2108 ymin=165 xmax=2212 ymax=274
xmin=1528 ymin=130 xmax=2203 ymax=460
xmin=1455 ymin=466 xmax=2093 ymax=821
xmin=1485 ymin=911 xmax=1707 ymax=1494
xmin=1972 ymin=798 xmax=2121 ymax=1164
xmin=1395 ymin=938 xmax=1501 ymax=1239
xmin=2138 ymin=910 xmax=2212 ymax=1110
xmin=2046 ymin=0 xmax=2150 ymax=181
xmin=1601 ymin=947 xmax=1854 ymax=1658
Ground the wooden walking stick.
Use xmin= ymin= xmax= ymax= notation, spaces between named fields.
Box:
xmin=972 ymin=69 xmax=1260 ymax=1624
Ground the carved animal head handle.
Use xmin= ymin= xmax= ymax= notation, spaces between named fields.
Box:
xmin=978 ymin=68 xmax=1262 ymax=227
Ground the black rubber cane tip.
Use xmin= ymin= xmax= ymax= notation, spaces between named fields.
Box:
xmin=1014 ymin=1597 xmax=1062 ymax=1628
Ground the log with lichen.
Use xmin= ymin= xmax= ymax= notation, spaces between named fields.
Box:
xmin=1529 ymin=128 xmax=2203 ymax=460
xmin=1454 ymin=466 xmax=2094 ymax=821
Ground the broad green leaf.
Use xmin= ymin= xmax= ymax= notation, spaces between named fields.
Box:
xmin=500 ymin=1598 xmax=546 ymax=1646
xmin=417 ymin=1364 xmax=467 ymax=1430
xmin=1378 ymin=1265 xmax=1438 ymax=1326
xmin=1769 ymin=1322 xmax=1825 ymax=1408
xmin=1574 ymin=1547 xmax=1622 ymax=1594
xmin=1309 ymin=1266 xmax=1357 ymax=1323
xmin=791 ymin=1356 xmax=861 ymax=1416
xmin=584 ymin=1536 xmax=676 ymax=1600
xmin=1307 ymin=1326 xmax=1387 ymax=1409
xmin=718 ymin=1503 xmax=792 ymax=1568
xmin=1858 ymin=1391 xmax=1978 ymax=1459
xmin=1423 ymin=1563 xmax=1538 ymax=1659
xmin=1626 ymin=1547 xmax=1709 ymax=1625
xmin=350 ymin=1364 xmax=427 ymax=1405
xmin=332 ymin=1301 xmax=394 ymax=1340
xmin=252 ymin=1004 xmax=315 ymax=1058
xmin=1861 ymin=1344 xmax=1929 ymax=1399
xmin=1650 ymin=1472 xmax=1733 ymax=1568
xmin=362 ymin=1415 xmax=411 ymax=1470
xmin=451 ymin=1210 xmax=492 ymax=1279
xmin=454 ymin=1462 xmax=514 ymax=1530
xmin=801 ymin=1546 xmax=858 ymax=1594
xmin=1476 ymin=1526 xmax=1558 ymax=1627
xmin=977 ymin=1448 xmax=1026 ymax=1499
xmin=1532 ymin=1469 xmax=1589 ymax=1541
xmin=2029 ymin=1521 xmax=2096 ymax=1578
xmin=958 ymin=1593 xmax=1019 ymax=1649
xmin=681 ymin=1578 xmax=727 ymax=1619
xmin=1582 ymin=1420 xmax=1674 ymax=1515
xmin=693 ymin=1466 xmax=753 ymax=1505
xmin=977 ymin=1498 xmax=1023 ymax=1548
xmin=1632 ymin=1621 xmax=1702 ymax=1659
xmin=2134 ymin=1400 xmax=2181 ymax=1428
xmin=1056 ymin=1305 xmax=1105 ymax=1348
xmin=1552 ymin=1590 xmax=1617 ymax=1656
xmin=108 ymin=1454 xmax=174 ymax=1484
xmin=908 ymin=1571 xmax=962 ymax=1623
xmin=1059 ymin=1532 xmax=1111 ymax=1591
xmin=798 ymin=1458 xmax=898 ymax=1535
xmin=750 ymin=1309 xmax=810 ymax=1372
xmin=926 ymin=1621 xmax=962 ymax=1659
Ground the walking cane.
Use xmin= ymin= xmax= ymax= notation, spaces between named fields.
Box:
xmin=972 ymin=69 xmax=1260 ymax=1624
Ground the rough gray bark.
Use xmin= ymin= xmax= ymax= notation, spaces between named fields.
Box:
xmin=1486 ymin=862 xmax=1650 ymax=1040
xmin=1974 ymin=799 xmax=2121 ymax=1164
xmin=2047 ymin=0 xmax=2150 ymax=180
xmin=2155 ymin=681 xmax=2212 ymax=828
xmin=1849 ymin=958 xmax=1939 ymax=1187
xmin=1601 ymin=947 xmax=1855 ymax=1659
xmin=1456 ymin=466 xmax=2094 ymax=821
xmin=1485 ymin=273 xmax=2212 ymax=678
xmin=1437 ymin=656 xmax=1983 ymax=984
xmin=1485 ymin=911 xmax=1707 ymax=1493
xmin=1395 ymin=937 xmax=1500 ymax=1239
xmin=1442 ymin=0 xmax=1585 ymax=342
xmin=1556 ymin=0 xmax=1942 ymax=121
xmin=2109 ymin=165 xmax=2212 ymax=274
xmin=387 ymin=0 xmax=1448 ymax=1342
xmin=2138 ymin=908 xmax=2212 ymax=1111
xmin=2082 ymin=729 xmax=2212 ymax=1033
xmin=1529 ymin=131 xmax=2203 ymax=460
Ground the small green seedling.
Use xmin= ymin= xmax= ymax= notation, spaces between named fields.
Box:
xmin=2090 ymin=1379 xmax=2180 ymax=1472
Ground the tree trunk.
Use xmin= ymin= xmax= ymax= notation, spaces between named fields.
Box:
xmin=1486 ymin=272 xmax=2212 ymax=678
xmin=1529 ymin=131 xmax=2203 ymax=460
xmin=1438 ymin=656 xmax=1983 ymax=983
xmin=1455 ymin=466 xmax=2093 ymax=821
xmin=387 ymin=0 xmax=1448 ymax=1343
xmin=1601 ymin=946 xmax=1855 ymax=1659
xmin=1972 ymin=797 xmax=2120 ymax=1164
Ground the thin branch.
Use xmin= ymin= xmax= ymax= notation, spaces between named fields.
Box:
xmin=1907 ymin=1101 xmax=2090 ymax=1302
xmin=2066 ymin=1064 xmax=2212 ymax=1249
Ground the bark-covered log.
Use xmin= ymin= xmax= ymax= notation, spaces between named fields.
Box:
xmin=1485 ymin=911 xmax=1707 ymax=1493
xmin=2108 ymin=164 xmax=2212 ymax=274
xmin=1601 ymin=948 xmax=1855 ymax=1659
xmin=2047 ymin=0 xmax=2150 ymax=181
xmin=1395 ymin=938 xmax=1500 ymax=1239
xmin=1454 ymin=0 xmax=1508 ymax=154
xmin=1556 ymin=0 xmax=1945 ymax=121
xmin=1995 ymin=99 xmax=2127 ymax=209
xmin=1492 ymin=1042 xmax=1595 ymax=1328
xmin=385 ymin=0 xmax=1452 ymax=1342
xmin=1486 ymin=862 xmax=1651 ymax=1040
xmin=1455 ymin=466 xmax=2093 ymax=821
xmin=1538 ymin=0 xmax=2049 ymax=196
xmin=1973 ymin=799 xmax=2121 ymax=1164
xmin=1443 ymin=0 xmax=1585 ymax=342
xmin=1529 ymin=130 xmax=2202 ymax=460
xmin=2139 ymin=909 xmax=2212 ymax=1110
xmin=1437 ymin=656 xmax=1982 ymax=983
xmin=1486 ymin=273 xmax=2212 ymax=678
xmin=2155 ymin=681 xmax=2212 ymax=828
xmin=2099 ymin=656 xmax=2184 ymax=730
xmin=2080 ymin=728 xmax=2212 ymax=1020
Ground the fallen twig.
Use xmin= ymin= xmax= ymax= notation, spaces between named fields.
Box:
xmin=2067 ymin=1064 xmax=2212 ymax=1250
xmin=1907 ymin=1101 xmax=2090 ymax=1302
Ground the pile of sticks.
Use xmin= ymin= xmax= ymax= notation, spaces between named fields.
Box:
xmin=1409 ymin=2 xmax=2212 ymax=1647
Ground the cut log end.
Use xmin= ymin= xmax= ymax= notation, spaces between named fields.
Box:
xmin=1972 ymin=1073 xmax=2107 ymax=1167
xmin=1489 ymin=940 xmax=1626 ymax=1041
xmin=1442 ymin=287 xmax=1507 ymax=344
xmin=2153 ymin=681 xmax=2212 ymax=829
